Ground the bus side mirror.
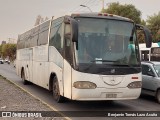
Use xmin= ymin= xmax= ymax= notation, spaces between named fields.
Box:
xmin=136 ymin=24 xmax=152 ymax=48
xmin=64 ymin=17 xmax=78 ymax=42
xmin=143 ymin=26 xmax=152 ymax=48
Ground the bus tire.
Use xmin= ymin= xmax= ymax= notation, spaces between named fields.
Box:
xmin=21 ymin=69 xmax=29 ymax=85
xmin=156 ymin=89 xmax=160 ymax=103
xmin=52 ymin=77 xmax=64 ymax=103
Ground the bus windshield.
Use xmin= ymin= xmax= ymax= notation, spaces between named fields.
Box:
xmin=75 ymin=17 xmax=140 ymax=66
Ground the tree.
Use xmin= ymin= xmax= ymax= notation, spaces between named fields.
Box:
xmin=102 ymin=2 xmax=141 ymax=24
xmin=137 ymin=30 xmax=145 ymax=43
xmin=102 ymin=2 xmax=149 ymax=43
xmin=1 ymin=44 xmax=16 ymax=61
xmin=147 ymin=12 xmax=160 ymax=42
xmin=141 ymin=19 xmax=146 ymax=26
xmin=0 ymin=45 xmax=2 ymax=57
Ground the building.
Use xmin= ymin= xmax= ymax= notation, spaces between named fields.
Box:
xmin=1 ymin=41 xmax=6 ymax=45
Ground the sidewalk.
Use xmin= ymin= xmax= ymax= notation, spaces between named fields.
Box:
xmin=0 ymin=75 xmax=67 ymax=120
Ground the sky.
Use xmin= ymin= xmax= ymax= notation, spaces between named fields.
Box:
xmin=0 ymin=0 xmax=160 ymax=43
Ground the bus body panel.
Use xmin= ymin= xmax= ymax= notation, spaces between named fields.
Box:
xmin=72 ymin=69 xmax=141 ymax=100
xmin=49 ymin=61 xmax=63 ymax=95
xmin=49 ymin=46 xmax=63 ymax=68
xmin=49 ymin=46 xmax=64 ymax=95
xmin=32 ymin=45 xmax=49 ymax=88
xmin=16 ymin=13 xmax=152 ymax=102
xmin=16 ymin=48 xmax=33 ymax=82
xmin=72 ymin=88 xmax=141 ymax=100
xmin=63 ymin=60 xmax=72 ymax=99
xmin=32 ymin=61 xmax=49 ymax=89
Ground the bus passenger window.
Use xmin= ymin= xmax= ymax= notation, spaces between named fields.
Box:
xmin=49 ymin=23 xmax=62 ymax=53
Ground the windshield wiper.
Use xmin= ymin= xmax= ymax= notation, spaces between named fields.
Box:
xmin=113 ymin=64 xmax=139 ymax=67
xmin=82 ymin=60 xmax=116 ymax=71
xmin=113 ymin=64 xmax=131 ymax=66
xmin=113 ymin=64 xmax=140 ymax=71
xmin=90 ymin=60 xmax=117 ymax=63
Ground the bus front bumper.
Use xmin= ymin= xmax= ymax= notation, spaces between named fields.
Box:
xmin=72 ymin=87 xmax=141 ymax=101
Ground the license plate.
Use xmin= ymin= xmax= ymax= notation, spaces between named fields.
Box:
xmin=106 ymin=94 xmax=117 ymax=98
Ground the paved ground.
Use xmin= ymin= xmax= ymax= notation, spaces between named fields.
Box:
xmin=0 ymin=75 xmax=67 ymax=120
xmin=1 ymin=64 xmax=160 ymax=120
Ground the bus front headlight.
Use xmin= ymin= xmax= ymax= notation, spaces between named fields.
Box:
xmin=73 ymin=81 xmax=97 ymax=89
xmin=127 ymin=81 xmax=142 ymax=88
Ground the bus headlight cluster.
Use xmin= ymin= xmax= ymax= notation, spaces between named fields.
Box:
xmin=127 ymin=81 xmax=142 ymax=88
xmin=73 ymin=81 xmax=97 ymax=89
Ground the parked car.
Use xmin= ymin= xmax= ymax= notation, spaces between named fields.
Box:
xmin=0 ymin=58 xmax=4 ymax=64
xmin=141 ymin=61 xmax=160 ymax=103
xmin=5 ymin=59 xmax=10 ymax=64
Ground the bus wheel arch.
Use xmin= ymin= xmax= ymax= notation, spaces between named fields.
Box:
xmin=21 ymin=67 xmax=24 ymax=78
xmin=49 ymin=73 xmax=64 ymax=103
xmin=49 ymin=73 xmax=56 ymax=91
xmin=21 ymin=67 xmax=28 ymax=85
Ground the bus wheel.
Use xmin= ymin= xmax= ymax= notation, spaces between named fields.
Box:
xmin=156 ymin=89 xmax=160 ymax=103
xmin=21 ymin=70 xmax=28 ymax=85
xmin=52 ymin=77 xmax=64 ymax=103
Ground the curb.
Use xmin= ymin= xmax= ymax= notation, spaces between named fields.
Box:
xmin=0 ymin=75 xmax=71 ymax=120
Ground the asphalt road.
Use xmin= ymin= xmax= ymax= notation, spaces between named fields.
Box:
xmin=0 ymin=63 xmax=160 ymax=120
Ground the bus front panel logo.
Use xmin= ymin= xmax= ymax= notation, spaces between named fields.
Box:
xmin=111 ymin=69 xmax=115 ymax=74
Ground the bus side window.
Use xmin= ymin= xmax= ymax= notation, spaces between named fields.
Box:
xmin=49 ymin=21 xmax=63 ymax=53
xmin=38 ymin=21 xmax=50 ymax=46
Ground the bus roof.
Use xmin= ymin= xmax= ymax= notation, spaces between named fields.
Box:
xmin=71 ymin=12 xmax=133 ymax=22
xmin=19 ymin=12 xmax=134 ymax=36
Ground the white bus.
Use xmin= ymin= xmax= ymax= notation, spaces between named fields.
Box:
xmin=139 ymin=43 xmax=160 ymax=61
xmin=16 ymin=13 xmax=152 ymax=102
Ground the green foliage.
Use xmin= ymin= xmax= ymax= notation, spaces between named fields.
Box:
xmin=137 ymin=30 xmax=145 ymax=43
xmin=156 ymin=30 xmax=160 ymax=41
xmin=102 ymin=2 xmax=141 ymax=24
xmin=0 ymin=45 xmax=2 ymax=57
xmin=147 ymin=12 xmax=160 ymax=42
xmin=141 ymin=19 xmax=146 ymax=26
xmin=0 ymin=44 xmax=16 ymax=61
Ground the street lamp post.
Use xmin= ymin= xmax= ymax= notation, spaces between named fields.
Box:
xmin=80 ymin=5 xmax=92 ymax=12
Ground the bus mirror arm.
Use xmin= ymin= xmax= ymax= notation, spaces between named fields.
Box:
xmin=70 ymin=18 xmax=78 ymax=43
xmin=136 ymin=24 xmax=152 ymax=48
